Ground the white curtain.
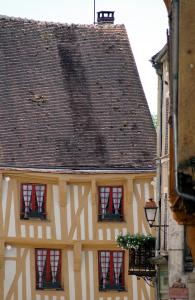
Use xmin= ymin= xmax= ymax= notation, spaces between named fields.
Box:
xmin=22 ymin=184 xmax=32 ymax=218
xmin=100 ymin=251 xmax=110 ymax=289
xmin=112 ymin=187 xmax=122 ymax=215
xmin=50 ymin=250 xmax=60 ymax=284
xmin=35 ymin=185 xmax=45 ymax=213
xmin=37 ymin=249 xmax=47 ymax=288
xmin=100 ymin=187 xmax=110 ymax=217
xmin=113 ymin=252 xmax=123 ymax=285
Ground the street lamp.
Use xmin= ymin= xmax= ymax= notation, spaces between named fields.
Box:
xmin=144 ymin=198 xmax=157 ymax=227
xmin=144 ymin=198 xmax=168 ymax=228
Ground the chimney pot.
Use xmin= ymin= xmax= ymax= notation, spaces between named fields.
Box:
xmin=97 ymin=11 xmax=115 ymax=24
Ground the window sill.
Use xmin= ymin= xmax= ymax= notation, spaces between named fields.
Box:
xmin=19 ymin=218 xmax=50 ymax=224
xmin=99 ymin=284 xmax=125 ymax=291
xmin=98 ymin=219 xmax=126 ymax=224
xmin=36 ymin=288 xmax=63 ymax=291
xmin=99 ymin=288 xmax=127 ymax=293
xmin=35 ymin=288 xmax=64 ymax=295
xmin=21 ymin=212 xmax=46 ymax=219
xmin=36 ymin=283 xmax=62 ymax=291
xmin=98 ymin=214 xmax=125 ymax=222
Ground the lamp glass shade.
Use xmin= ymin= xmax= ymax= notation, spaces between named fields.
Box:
xmin=144 ymin=198 xmax=158 ymax=226
xmin=144 ymin=207 xmax=157 ymax=226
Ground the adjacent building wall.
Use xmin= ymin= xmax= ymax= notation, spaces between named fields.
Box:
xmin=154 ymin=47 xmax=189 ymax=300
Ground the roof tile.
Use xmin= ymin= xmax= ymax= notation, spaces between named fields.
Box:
xmin=0 ymin=17 xmax=156 ymax=170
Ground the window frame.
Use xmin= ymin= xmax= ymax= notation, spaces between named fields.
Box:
xmin=98 ymin=186 xmax=124 ymax=221
xmin=98 ymin=250 xmax=125 ymax=291
xmin=20 ymin=183 xmax=47 ymax=220
xmin=35 ymin=248 xmax=62 ymax=290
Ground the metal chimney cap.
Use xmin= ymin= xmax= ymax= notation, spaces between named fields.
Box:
xmin=97 ymin=11 xmax=115 ymax=24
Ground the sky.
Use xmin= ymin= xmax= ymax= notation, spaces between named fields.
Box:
xmin=1 ymin=0 xmax=168 ymax=114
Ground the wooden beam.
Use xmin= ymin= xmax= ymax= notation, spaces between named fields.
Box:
xmin=126 ymin=178 xmax=133 ymax=206
xmin=91 ymin=178 xmax=96 ymax=207
xmin=0 ymin=239 xmax=5 ymax=300
xmin=0 ymin=239 xmax=4 ymax=269
xmin=73 ymin=241 xmax=82 ymax=272
xmin=58 ymin=176 xmax=67 ymax=207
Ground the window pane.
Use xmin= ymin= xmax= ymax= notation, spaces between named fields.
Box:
xmin=99 ymin=251 xmax=124 ymax=291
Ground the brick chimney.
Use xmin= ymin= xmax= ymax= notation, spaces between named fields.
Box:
xmin=97 ymin=11 xmax=115 ymax=24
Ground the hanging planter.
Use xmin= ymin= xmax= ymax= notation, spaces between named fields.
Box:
xmin=116 ymin=233 xmax=155 ymax=250
xmin=116 ymin=233 xmax=156 ymax=279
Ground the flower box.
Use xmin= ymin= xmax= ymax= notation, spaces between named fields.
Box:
xmin=117 ymin=233 xmax=156 ymax=278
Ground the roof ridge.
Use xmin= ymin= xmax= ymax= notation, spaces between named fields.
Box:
xmin=0 ymin=14 xmax=125 ymax=28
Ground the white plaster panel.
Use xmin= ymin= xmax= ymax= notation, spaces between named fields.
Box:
xmin=136 ymin=183 xmax=141 ymax=198
xmin=73 ymin=229 xmax=77 ymax=240
xmin=18 ymin=273 xmax=22 ymax=300
xmin=67 ymin=250 xmax=75 ymax=300
xmin=151 ymin=177 xmax=157 ymax=201
xmin=132 ymin=275 xmax=138 ymax=300
xmin=142 ymin=291 xmax=145 ymax=300
xmin=144 ymin=183 xmax=149 ymax=201
xmin=114 ymin=228 xmax=120 ymax=240
xmin=88 ymin=191 xmax=93 ymax=240
xmin=133 ymin=194 xmax=138 ymax=234
xmin=53 ymin=185 xmax=61 ymax=240
xmin=5 ymin=247 xmax=16 ymax=258
xmin=122 ymin=228 xmax=127 ymax=235
xmin=46 ymin=226 xmax=51 ymax=239
xmin=8 ymin=192 xmax=16 ymax=237
xmin=142 ymin=223 xmax=147 ymax=235
xmin=37 ymin=226 xmax=42 ymax=239
xmin=80 ymin=207 xmax=85 ymax=240
xmin=20 ymin=225 xmax=26 ymax=238
xmin=66 ymin=185 xmax=71 ymax=235
xmin=106 ymin=228 xmax=111 ymax=240
xmin=98 ymin=228 xmax=103 ymax=240
xmin=73 ymin=185 xmax=79 ymax=213
xmin=25 ymin=250 xmax=31 ymax=300
xmin=4 ymin=260 xmax=16 ymax=298
xmin=35 ymin=295 xmax=41 ymax=300
xmin=88 ymin=251 xmax=94 ymax=300
xmin=81 ymin=252 xmax=87 ymax=300
xmin=29 ymin=225 xmax=34 ymax=238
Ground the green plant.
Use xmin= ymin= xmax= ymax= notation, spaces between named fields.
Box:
xmin=152 ymin=114 xmax=157 ymax=129
xmin=116 ymin=233 xmax=155 ymax=250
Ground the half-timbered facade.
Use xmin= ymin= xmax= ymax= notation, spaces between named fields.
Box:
xmin=0 ymin=15 xmax=156 ymax=300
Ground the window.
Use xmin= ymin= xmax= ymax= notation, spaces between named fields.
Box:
xmin=98 ymin=186 xmax=123 ymax=221
xmin=35 ymin=249 xmax=62 ymax=290
xmin=98 ymin=251 xmax=125 ymax=291
xmin=20 ymin=184 xmax=46 ymax=219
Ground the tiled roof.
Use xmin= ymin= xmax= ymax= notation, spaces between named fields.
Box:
xmin=0 ymin=16 xmax=156 ymax=170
